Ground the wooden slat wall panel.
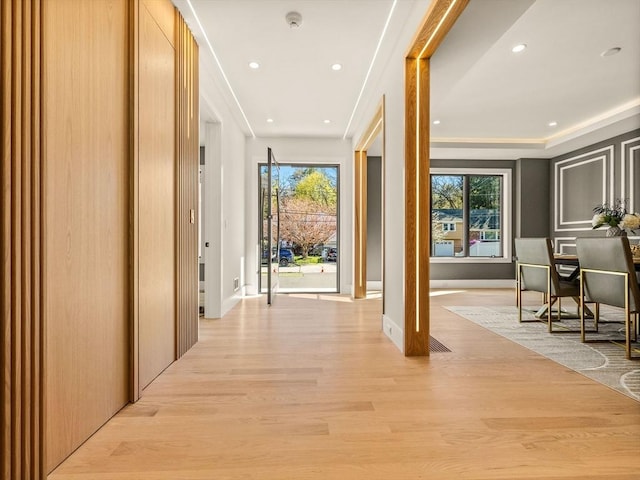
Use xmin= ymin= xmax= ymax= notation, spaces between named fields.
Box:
xmin=137 ymin=0 xmax=176 ymax=392
xmin=175 ymin=11 xmax=199 ymax=357
xmin=0 ymin=1 xmax=45 ymax=479
xmin=44 ymin=0 xmax=129 ymax=471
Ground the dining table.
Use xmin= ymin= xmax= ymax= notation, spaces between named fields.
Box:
xmin=537 ymin=252 xmax=640 ymax=319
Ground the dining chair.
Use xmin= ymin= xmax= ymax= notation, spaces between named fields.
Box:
xmin=514 ymin=237 xmax=581 ymax=333
xmin=575 ymin=237 xmax=639 ymax=360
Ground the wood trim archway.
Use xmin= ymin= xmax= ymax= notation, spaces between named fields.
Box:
xmin=354 ymin=98 xmax=385 ymax=300
xmin=404 ymin=0 xmax=468 ymax=355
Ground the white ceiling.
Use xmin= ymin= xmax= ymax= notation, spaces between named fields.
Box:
xmin=173 ymin=0 xmax=640 ymax=159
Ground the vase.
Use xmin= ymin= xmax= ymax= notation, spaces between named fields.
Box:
xmin=606 ymin=226 xmax=627 ymax=237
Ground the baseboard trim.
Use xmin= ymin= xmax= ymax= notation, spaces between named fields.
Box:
xmin=382 ymin=314 xmax=404 ymax=353
xmin=366 ymin=280 xmax=382 ymax=290
xmin=430 ymin=279 xmax=515 ymax=289
xmin=221 ymin=295 xmax=241 ymax=317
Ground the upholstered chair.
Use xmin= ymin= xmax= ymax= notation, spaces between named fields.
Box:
xmin=514 ymin=237 xmax=581 ymax=333
xmin=576 ymin=237 xmax=639 ymax=360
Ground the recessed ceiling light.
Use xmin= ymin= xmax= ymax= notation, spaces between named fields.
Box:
xmin=331 ymin=63 xmax=342 ymax=71
xmin=433 ymin=120 xmax=441 ymax=125
xmin=601 ymin=47 xmax=621 ymax=57
xmin=266 ymin=118 xmax=274 ymax=123
xmin=323 ymin=119 xmax=331 ymax=124
xmin=511 ymin=43 xmax=527 ymax=53
xmin=248 ymin=61 xmax=260 ymax=69
xmin=548 ymin=121 xmax=558 ymax=127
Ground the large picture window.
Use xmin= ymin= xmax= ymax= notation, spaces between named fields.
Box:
xmin=430 ymin=168 xmax=511 ymax=261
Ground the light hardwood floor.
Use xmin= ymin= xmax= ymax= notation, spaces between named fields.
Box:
xmin=49 ymin=289 xmax=640 ymax=479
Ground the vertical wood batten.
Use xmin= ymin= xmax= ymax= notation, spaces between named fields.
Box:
xmin=175 ymin=10 xmax=199 ymax=358
xmin=1 ymin=0 xmax=10 ymax=474
xmin=1 ymin=0 xmax=44 ymax=477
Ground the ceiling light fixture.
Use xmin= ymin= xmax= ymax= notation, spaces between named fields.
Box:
xmin=433 ymin=120 xmax=441 ymax=125
xmin=248 ymin=61 xmax=260 ymax=69
xmin=285 ymin=11 xmax=302 ymax=28
xmin=512 ymin=43 xmax=527 ymax=53
xmin=343 ymin=0 xmax=398 ymax=139
xmin=323 ymin=120 xmax=331 ymax=124
xmin=331 ymin=63 xmax=342 ymax=71
xmin=548 ymin=121 xmax=557 ymax=127
xmin=601 ymin=47 xmax=621 ymax=57
xmin=266 ymin=118 xmax=274 ymax=123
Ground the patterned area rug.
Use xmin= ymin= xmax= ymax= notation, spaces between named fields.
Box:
xmin=445 ymin=305 xmax=640 ymax=401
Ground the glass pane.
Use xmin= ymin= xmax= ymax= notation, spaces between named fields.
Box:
xmin=431 ymin=175 xmax=463 ymax=257
xmin=278 ymin=166 xmax=339 ymax=292
xmin=469 ymin=175 xmax=502 ymax=257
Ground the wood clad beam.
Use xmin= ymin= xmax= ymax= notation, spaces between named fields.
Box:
xmin=354 ymin=99 xmax=384 ymax=300
xmin=406 ymin=0 xmax=469 ymax=60
xmin=354 ymin=150 xmax=367 ymax=298
xmin=404 ymin=0 xmax=468 ymax=356
xmin=1 ymin=0 xmax=45 ymax=478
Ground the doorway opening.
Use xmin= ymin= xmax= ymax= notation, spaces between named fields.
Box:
xmin=259 ymin=163 xmax=339 ymax=293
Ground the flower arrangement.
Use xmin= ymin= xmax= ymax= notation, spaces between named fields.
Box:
xmin=592 ymin=199 xmax=640 ymax=234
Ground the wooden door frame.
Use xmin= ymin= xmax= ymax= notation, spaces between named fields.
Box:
xmin=404 ymin=0 xmax=468 ymax=355
xmin=353 ymin=97 xmax=385 ymax=301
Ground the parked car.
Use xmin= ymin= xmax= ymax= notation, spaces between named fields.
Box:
xmin=261 ymin=247 xmax=295 ymax=266
xmin=276 ymin=248 xmax=295 ymax=267
xmin=271 ymin=247 xmax=295 ymax=267
xmin=326 ymin=248 xmax=337 ymax=262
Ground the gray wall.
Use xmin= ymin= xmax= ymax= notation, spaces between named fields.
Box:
xmin=515 ymin=158 xmax=550 ymax=238
xmin=367 ymin=156 xmax=382 ymax=282
xmin=428 ymin=128 xmax=640 ymax=282
xmin=551 ymin=129 xmax=640 ymax=257
xmin=430 ymin=159 xmax=518 ymax=281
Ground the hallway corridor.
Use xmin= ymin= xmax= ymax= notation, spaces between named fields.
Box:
xmin=49 ymin=291 xmax=639 ymax=479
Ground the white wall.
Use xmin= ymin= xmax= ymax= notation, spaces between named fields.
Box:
xmin=348 ymin=0 xmax=432 ymax=352
xmin=199 ymin=68 xmax=247 ymax=318
xmin=244 ymin=137 xmax=352 ymax=295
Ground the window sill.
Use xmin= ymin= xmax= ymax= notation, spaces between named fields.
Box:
xmin=430 ymin=257 xmax=513 ymax=264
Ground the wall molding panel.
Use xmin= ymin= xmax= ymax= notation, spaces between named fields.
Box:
xmin=554 ymin=146 xmax=613 ymax=232
xmin=552 ymin=129 xmax=640 ymax=246
xmin=1 ymin=1 xmax=45 ymax=479
xmin=621 ymin=136 xmax=640 ymax=212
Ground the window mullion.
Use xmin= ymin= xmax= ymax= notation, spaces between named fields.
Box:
xmin=463 ymin=175 xmax=470 ymax=257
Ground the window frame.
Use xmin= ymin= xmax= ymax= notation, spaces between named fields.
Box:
xmin=430 ymin=167 xmax=512 ymax=263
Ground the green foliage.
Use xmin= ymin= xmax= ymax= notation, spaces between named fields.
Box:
xmin=431 ymin=175 xmax=500 ymax=209
xmin=469 ymin=176 xmax=500 ymax=209
xmin=431 ymin=175 xmax=463 ymax=208
xmin=294 ymin=170 xmax=337 ymax=207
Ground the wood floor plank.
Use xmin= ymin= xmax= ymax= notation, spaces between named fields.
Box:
xmin=48 ymin=290 xmax=640 ymax=479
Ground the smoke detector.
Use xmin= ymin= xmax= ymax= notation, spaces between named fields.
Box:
xmin=285 ymin=11 xmax=302 ymax=28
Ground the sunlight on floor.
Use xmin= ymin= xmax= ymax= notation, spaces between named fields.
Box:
xmin=288 ymin=293 xmax=354 ymax=303
xmin=429 ymin=289 xmax=466 ymax=297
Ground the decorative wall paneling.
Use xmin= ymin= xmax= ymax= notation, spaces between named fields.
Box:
xmin=1 ymin=1 xmax=45 ymax=478
xmin=553 ymin=146 xmax=614 ymax=233
xmin=136 ymin=0 xmax=177 ymax=393
xmin=403 ymin=0 xmax=468 ymax=356
xmin=621 ymin=136 xmax=640 ymax=212
xmin=551 ymin=130 xmax=640 ymax=256
xmin=43 ymin=0 xmax=130 ymax=471
xmin=175 ymin=11 xmax=200 ymax=357
xmin=1 ymin=0 xmax=199 ymax=474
